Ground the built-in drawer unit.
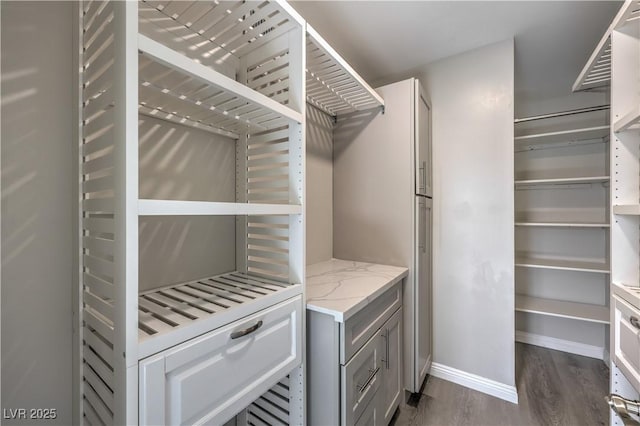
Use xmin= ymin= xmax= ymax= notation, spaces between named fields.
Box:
xmin=341 ymin=284 xmax=402 ymax=364
xmin=613 ymin=294 xmax=640 ymax=392
xmin=139 ymin=296 xmax=302 ymax=425
xmin=341 ymin=328 xmax=384 ymax=425
xmin=354 ymin=394 xmax=381 ymax=426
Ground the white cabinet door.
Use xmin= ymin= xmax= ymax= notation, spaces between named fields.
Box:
xmin=139 ymin=296 xmax=302 ymax=426
xmin=415 ymin=80 xmax=432 ymax=197
xmin=415 ymin=196 xmax=433 ymax=390
xmin=381 ymin=308 xmax=402 ymax=424
xmin=614 ymin=295 xmax=640 ymax=392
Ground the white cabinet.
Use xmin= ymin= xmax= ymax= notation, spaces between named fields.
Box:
xmin=307 ymin=280 xmax=404 ymax=425
xmin=381 ymin=308 xmax=403 ymax=425
xmin=139 ymin=296 xmax=303 ymax=425
xmin=415 ymin=80 xmax=433 ymax=197
xmin=613 ymin=294 xmax=640 ymax=391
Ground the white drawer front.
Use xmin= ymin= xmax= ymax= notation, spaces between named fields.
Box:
xmin=139 ymin=296 xmax=302 ymax=426
xmin=341 ymin=282 xmax=402 ymax=364
xmin=614 ymin=295 xmax=640 ymax=393
xmin=354 ymin=391 xmax=380 ymax=426
xmin=341 ymin=331 xmax=383 ymax=426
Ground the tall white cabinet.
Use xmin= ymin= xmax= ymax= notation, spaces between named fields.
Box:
xmin=77 ymin=1 xmax=306 ymax=424
xmin=574 ymin=1 xmax=640 ymax=424
xmin=333 ymin=78 xmax=433 ymax=394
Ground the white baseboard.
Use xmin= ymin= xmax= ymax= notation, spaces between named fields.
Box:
xmin=429 ymin=363 xmax=519 ymax=404
xmin=516 ymin=330 xmax=606 ymax=360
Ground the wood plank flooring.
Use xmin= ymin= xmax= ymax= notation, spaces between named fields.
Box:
xmin=392 ymin=343 xmax=610 ymax=426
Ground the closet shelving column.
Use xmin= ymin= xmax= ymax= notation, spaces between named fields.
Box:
xmin=79 ymin=1 xmax=306 ymax=424
xmin=514 ymin=118 xmax=611 ymax=336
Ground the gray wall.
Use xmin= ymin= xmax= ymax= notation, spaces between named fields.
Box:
xmin=420 ymin=40 xmax=516 ymax=387
xmin=305 ymin=105 xmax=334 ymax=265
xmin=138 ymin=115 xmax=237 ymax=291
xmin=1 ymin=2 xmax=73 ymax=424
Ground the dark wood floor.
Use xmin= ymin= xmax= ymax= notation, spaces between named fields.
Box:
xmin=393 ymin=343 xmax=610 ymax=426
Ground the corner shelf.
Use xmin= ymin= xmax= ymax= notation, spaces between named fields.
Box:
xmin=515 ymin=176 xmax=610 ymax=187
xmin=573 ymin=0 xmax=640 ymax=92
xmin=515 ymin=222 xmax=610 ymax=228
xmin=514 ymin=125 xmax=610 ymax=147
xmin=515 ymin=257 xmax=610 ymax=274
xmin=306 ymin=25 xmax=384 ymax=117
xmin=138 ymin=200 xmax=302 ymax=216
xmin=614 ymin=105 xmax=640 ymax=133
xmin=515 ymin=295 xmax=610 ymax=324
xmin=613 ymin=205 xmax=640 ymax=215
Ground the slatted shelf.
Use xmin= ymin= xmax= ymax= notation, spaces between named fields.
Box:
xmin=515 ymin=222 xmax=610 ymax=228
xmin=138 ymin=0 xmax=303 ymax=75
xmin=515 ymin=295 xmax=610 ymax=324
xmin=138 ymin=199 xmax=302 ymax=216
xmin=137 ymin=272 xmax=302 ymax=359
xmin=613 ymin=204 xmax=640 ymax=215
xmin=515 ymin=175 xmax=610 ymax=187
xmin=573 ymin=0 xmax=640 ymax=91
xmin=614 ymin=105 xmax=640 ymax=133
xmin=138 ymin=34 xmax=302 ymax=138
xmin=515 ymin=257 xmax=610 ymax=274
xmin=514 ymin=125 xmax=610 ymax=147
xmin=306 ymin=25 xmax=384 ymax=117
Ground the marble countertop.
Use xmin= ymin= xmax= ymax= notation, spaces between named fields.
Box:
xmin=306 ymin=258 xmax=408 ymax=322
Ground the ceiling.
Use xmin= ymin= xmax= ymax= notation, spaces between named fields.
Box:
xmin=290 ymin=1 xmax=621 ymax=103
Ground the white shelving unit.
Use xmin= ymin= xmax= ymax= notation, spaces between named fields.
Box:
xmin=515 ymin=295 xmax=610 ymax=324
xmin=514 ymin=112 xmax=611 ymax=359
xmin=305 ymin=24 xmax=384 ymax=117
xmin=515 ymin=221 xmax=610 ymax=228
xmin=573 ymin=0 xmax=640 ymax=92
xmin=577 ymin=1 xmax=640 ymax=422
xmin=78 ymin=1 xmax=306 ymax=424
xmin=515 ymin=257 xmax=610 ymax=274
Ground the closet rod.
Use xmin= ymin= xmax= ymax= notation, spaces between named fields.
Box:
xmin=515 ymin=104 xmax=610 ymax=124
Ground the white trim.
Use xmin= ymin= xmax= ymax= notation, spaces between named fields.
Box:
xmin=515 ymin=330 xmax=606 ymax=360
xmin=429 ymin=363 xmax=519 ymax=404
xmin=604 ymin=349 xmax=611 ymax=366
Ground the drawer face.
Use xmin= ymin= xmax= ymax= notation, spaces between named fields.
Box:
xmin=614 ymin=295 xmax=640 ymax=392
xmin=355 ymin=391 xmax=379 ymax=426
xmin=341 ymin=282 xmax=402 ymax=364
xmin=341 ymin=331 xmax=383 ymax=426
xmin=139 ymin=296 xmax=302 ymax=426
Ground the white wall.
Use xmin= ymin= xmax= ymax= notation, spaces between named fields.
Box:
xmin=421 ymin=40 xmax=516 ymax=387
xmin=1 ymin=2 xmax=73 ymax=424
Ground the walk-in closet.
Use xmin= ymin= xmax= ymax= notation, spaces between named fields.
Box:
xmin=2 ymin=1 xmax=639 ymax=425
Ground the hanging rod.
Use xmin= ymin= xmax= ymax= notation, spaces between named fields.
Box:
xmin=515 ymin=105 xmax=610 ymax=124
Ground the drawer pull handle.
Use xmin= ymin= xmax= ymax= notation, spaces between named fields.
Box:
xmin=357 ymin=367 xmax=380 ymax=393
xmin=230 ymin=320 xmax=263 ymax=339
xmin=631 ymin=316 xmax=640 ymax=330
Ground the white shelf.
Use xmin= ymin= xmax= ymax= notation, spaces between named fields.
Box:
xmin=306 ymin=25 xmax=384 ymax=117
xmin=613 ymin=204 xmax=640 ymax=215
xmin=138 ymin=34 xmax=303 ymax=137
xmin=515 ymin=257 xmax=610 ymax=274
xmin=137 ymin=271 xmax=302 ymax=359
xmin=138 ymin=200 xmax=302 ymax=216
xmin=614 ymin=105 xmax=640 ymax=133
xmin=613 ymin=282 xmax=640 ymax=311
xmin=515 ymin=222 xmax=610 ymax=228
xmin=514 ymin=125 xmax=610 ymax=146
xmin=573 ymin=0 xmax=640 ymax=91
xmin=515 ymin=295 xmax=609 ymax=324
xmin=515 ymin=176 xmax=610 ymax=187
